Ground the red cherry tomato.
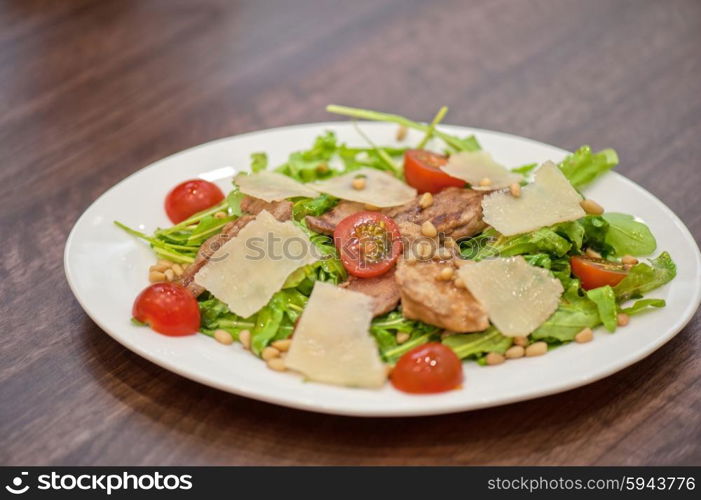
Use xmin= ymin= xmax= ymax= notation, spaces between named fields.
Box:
xmin=391 ymin=343 xmax=463 ymax=394
xmin=165 ymin=179 xmax=224 ymax=224
xmin=132 ymin=283 xmax=200 ymax=336
xmin=403 ymin=149 xmax=465 ymax=194
xmin=334 ymin=211 xmax=403 ymax=278
xmin=571 ymin=255 xmax=628 ymax=290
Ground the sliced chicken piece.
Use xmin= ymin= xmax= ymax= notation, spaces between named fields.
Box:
xmin=395 ymin=258 xmax=488 ymax=332
xmin=339 ymin=267 xmax=400 ymax=317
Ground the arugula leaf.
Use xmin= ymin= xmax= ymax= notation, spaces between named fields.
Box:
xmin=370 ymin=311 xmax=440 ymax=362
xmin=226 ymin=188 xmax=245 ymax=217
xmin=467 ymin=226 xmax=572 ymax=260
xmin=292 ymin=194 xmax=339 ymax=221
xmin=558 ymin=146 xmax=619 ymax=189
xmin=250 ymin=152 xmax=268 ymax=173
xmin=586 ymin=285 xmax=617 ymax=332
xmin=442 ymin=327 xmax=513 ymax=359
xmin=613 ymin=252 xmax=676 ymax=302
xmin=511 ymin=162 xmax=538 ymax=176
xmin=620 ymin=298 xmax=666 ymax=316
xmin=602 ymin=213 xmax=656 ymax=257
xmin=531 ymin=283 xmax=601 ymax=343
xmin=275 ymin=131 xmax=339 ymax=182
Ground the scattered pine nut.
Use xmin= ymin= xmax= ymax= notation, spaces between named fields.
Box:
xmin=396 ymin=332 xmax=410 ymax=344
xmin=271 ymin=339 xmax=292 ymax=352
xmin=453 ymin=278 xmax=465 ymax=289
xmin=149 ymin=271 xmax=166 ymax=283
xmin=438 ymin=267 xmax=454 ymax=280
xmin=513 ymin=336 xmax=528 ymax=347
xmin=214 ymin=329 xmax=234 ymax=345
xmin=509 ymin=183 xmax=521 ymax=197
xmin=396 ymin=124 xmax=408 ymax=141
xmin=617 ymin=313 xmax=630 ymax=327
xmin=434 ymin=247 xmax=453 ymax=261
xmin=150 ymin=263 xmax=170 ymax=273
xmin=419 ymin=192 xmax=434 ymax=209
xmin=239 ymin=329 xmax=251 ymax=350
xmin=505 ymin=345 xmax=525 ymax=359
xmin=479 ymin=177 xmax=492 ymax=187
xmin=316 ymin=163 xmax=329 ymax=174
xmin=421 ymin=220 xmax=438 ymax=238
xmin=164 ymin=269 xmax=175 ymax=281
xmin=485 ymin=352 xmax=505 ymax=365
xmin=214 ymin=211 xmax=228 ymax=219
xmin=262 ymin=346 xmax=280 ymax=361
xmin=157 ymin=259 xmax=173 ymax=268
xmin=525 ymin=341 xmax=548 ymax=357
xmin=267 ymin=357 xmax=287 ymax=371
xmin=172 ymin=263 xmax=184 ymax=277
xmin=444 ymin=237 xmax=457 ymax=250
xmin=621 ymin=255 xmax=638 ymax=266
xmin=575 ymin=327 xmax=594 ymax=343
xmin=580 ymin=198 xmax=604 ymax=215
xmin=416 ymin=241 xmax=433 ymax=259
xmin=352 ymin=176 xmax=366 ymax=190
xmin=585 ymin=248 xmax=602 ymax=259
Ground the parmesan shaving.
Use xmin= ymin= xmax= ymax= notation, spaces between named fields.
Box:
xmin=284 ymin=282 xmax=387 ymax=388
xmin=481 ymin=161 xmax=585 ymax=236
xmin=457 ymin=256 xmax=563 ymax=337
xmin=441 ymin=151 xmax=522 ymax=190
xmin=310 ymin=167 xmax=417 ymax=207
xmin=234 ymin=171 xmax=319 ymax=202
xmin=194 ymin=210 xmax=319 ymax=318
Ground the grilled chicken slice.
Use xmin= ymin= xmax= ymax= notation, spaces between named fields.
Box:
xmin=395 ymin=258 xmax=488 ymax=332
xmin=339 ymin=267 xmax=401 ymax=317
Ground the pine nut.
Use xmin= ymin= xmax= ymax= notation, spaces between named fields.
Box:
xmin=316 ymin=163 xmax=329 ymax=174
xmin=444 ymin=237 xmax=457 ymax=249
xmin=157 ymin=259 xmax=173 ymax=268
xmin=434 ymin=247 xmax=453 ymax=261
xmin=396 ymin=124 xmax=408 ymax=141
xmin=525 ymin=341 xmax=548 ymax=357
xmin=172 ymin=263 xmax=184 ymax=277
xmin=585 ymin=248 xmax=602 ymax=259
xmin=575 ymin=327 xmax=593 ymax=343
xmin=580 ymin=198 xmax=604 ymax=215
xmin=149 ymin=271 xmax=166 ymax=283
xmin=453 ymin=278 xmax=465 ymax=289
xmin=214 ymin=211 xmax=228 ymax=219
xmin=479 ymin=177 xmax=492 ymax=187
xmin=405 ymin=254 xmax=418 ymax=264
xmin=505 ymin=345 xmax=525 ymax=359
xmin=617 ymin=313 xmax=630 ymax=327
xmin=419 ymin=192 xmax=434 ymax=209
xmin=164 ymin=269 xmax=175 ymax=281
xmin=267 ymin=357 xmax=286 ymax=371
xmin=438 ymin=267 xmax=454 ymax=280
xmin=421 ymin=220 xmax=437 ymax=237
xmin=396 ymin=332 xmax=410 ymax=344
xmin=352 ymin=176 xmax=366 ymax=190
xmin=214 ymin=329 xmax=233 ymax=345
xmin=150 ymin=263 xmax=171 ymax=272
xmin=262 ymin=346 xmax=280 ymax=361
xmin=271 ymin=339 xmax=292 ymax=352
xmin=239 ymin=329 xmax=251 ymax=350
xmin=621 ymin=255 xmax=638 ymax=266
xmin=416 ymin=241 xmax=432 ymax=259
xmin=509 ymin=183 xmax=521 ymax=197
xmin=364 ymin=203 xmax=381 ymax=211
xmin=513 ymin=336 xmax=528 ymax=347
xmin=485 ymin=352 xmax=505 ymax=365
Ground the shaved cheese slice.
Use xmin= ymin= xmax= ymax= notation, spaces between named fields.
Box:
xmin=234 ymin=171 xmax=319 ymax=202
xmin=284 ymin=282 xmax=387 ymax=388
xmin=441 ymin=151 xmax=522 ymax=189
xmin=457 ymin=256 xmax=563 ymax=337
xmin=194 ymin=210 xmax=318 ymax=318
xmin=310 ymin=167 xmax=417 ymax=207
xmin=482 ymin=161 xmax=585 ymax=236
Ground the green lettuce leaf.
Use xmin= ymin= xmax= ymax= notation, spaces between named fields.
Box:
xmin=292 ymin=194 xmax=338 ymax=221
xmin=602 ymin=213 xmax=656 ymax=257
xmin=250 ymin=152 xmax=268 ymax=173
xmin=620 ymin=298 xmax=666 ymax=316
xmin=370 ymin=311 xmax=441 ymax=362
xmin=586 ymin=285 xmax=617 ymax=332
xmin=613 ymin=252 xmax=676 ymax=302
xmin=442 ymin=327 xmax=513 ymax=359
xmin=558 ymin=146 xmax=619 ymax=189
xmin=531 ymin=283 xmax=601 ymax=343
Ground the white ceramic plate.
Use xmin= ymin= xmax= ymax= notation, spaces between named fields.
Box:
xmin=64 ymin=122 xmax=701 ymax=417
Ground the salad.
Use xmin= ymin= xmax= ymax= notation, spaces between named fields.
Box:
xmin=117 ymin=105 xmax=676 ymax=394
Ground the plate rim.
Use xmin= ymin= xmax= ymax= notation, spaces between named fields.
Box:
xmin=64 ymin=121 xmax=701 ymax=417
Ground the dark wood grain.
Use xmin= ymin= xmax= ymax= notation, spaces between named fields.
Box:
xmin=1 ymin=0 xmax=699 ymax=466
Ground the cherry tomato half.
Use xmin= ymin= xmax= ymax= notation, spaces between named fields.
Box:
xmin=391 ymin=343 xmax=463 ymax=394
xmin=403 ymin=149 xmax=465 ymax=194
xmin=333 ymin=211 xmax=402 ymax=278
xmin=571 ymin=255 xmax=628 ymax=290
xmin=132 ymin=283 xmax=200 ymax=336
xmin=165 ymin=179 xmax=224 ymax=224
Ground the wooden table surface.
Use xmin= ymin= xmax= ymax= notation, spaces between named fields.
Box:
xmin=1 ymin=0 xmax=700 ymax=466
